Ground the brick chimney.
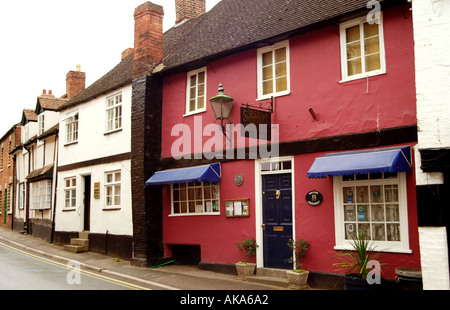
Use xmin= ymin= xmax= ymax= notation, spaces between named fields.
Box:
xmin=133 ymin=2 xmax=164 ymax=78
xmin=122 ymin=48 xmax=134 ymax=61
xmin=66 ymin=65 xmax=86 ymax=100
xmin=175 ymin=0 xmax=206 ymax=24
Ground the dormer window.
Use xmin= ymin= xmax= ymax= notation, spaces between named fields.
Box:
xmin=65 ymin=113 xmax=79 ymax=144
xmin=38 ymin=114 xmax=45 ymax=136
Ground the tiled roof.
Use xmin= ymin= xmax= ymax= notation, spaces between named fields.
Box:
xmin=22 ymin=109 xmax=38 ymax=123
xmin=57 ymin=53 xmax=134 ymax=111
xmin=160 ymin=0 xmax=398 ymax=73
xmin=37 ymin=95 xmax=67 ymax=112
xmin=59 ymin=0 xmax=400 ymax=107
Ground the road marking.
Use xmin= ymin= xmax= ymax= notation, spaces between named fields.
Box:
xmin=0 ymin=241 xmax=152 ymax=290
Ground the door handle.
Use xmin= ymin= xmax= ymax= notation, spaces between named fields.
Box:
xmin=261 ymin=224 xmax=266 ymax=230
xmin=276 ymin=190 xmax=281 ymax=200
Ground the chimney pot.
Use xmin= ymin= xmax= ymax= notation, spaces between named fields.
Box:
xmin=43 ymin=89 xmax=47 ymax=95
xmin=49 ymin=90 xmax=52 ymax=95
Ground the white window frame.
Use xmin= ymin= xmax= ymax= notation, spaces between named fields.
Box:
xmin=38 ymin=114 xmax=45 ymax=136
xmin=65 ymin=112 xmax=79 ymax=145
xmin=18 ymin=182 xmax=26 ymax=210
xmin=257 ymin=40 xmax=291 ymax=100
xmin=170 ymin=182 xmax=220 ymax=216
xmin=64 ymin=177 xmax=77 ymax=209
xmin=339 ymin=14 xmax=386 ymax=82
xmin=105 ymin=170 xmax=121 ymax=209
xmin=333 ymin=172 xmax=411 ymax=253
xmin=184 ymin=67 xmax=207 ymax=116
xmin=30 ymin=180 xmax=52 ymax=210
xmin=106 ymin=93 xmax=122 ymax=133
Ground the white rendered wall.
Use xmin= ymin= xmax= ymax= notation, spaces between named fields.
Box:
xmin=419 ymin=227 xmax=450 ymax=290
xmin=413 ymin=0 xmax=450 ymax=186
xmin=412 ymin=0 xmax=450 ymax=289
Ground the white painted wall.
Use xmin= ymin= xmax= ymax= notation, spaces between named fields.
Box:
xmin=412 ymin=0 xmax=450 ymax=289
xmin=58 ymin=85 xmax=132 ymax=167
xmin=55 ymin=84 xmax=132 ymax=236
xmin=413 ymin=0 xmax=450 ymax=186
xmin=54 ymin=160 xmax=132 ymax=236
xmin=419 ymin=227 xmax=450 ymax=290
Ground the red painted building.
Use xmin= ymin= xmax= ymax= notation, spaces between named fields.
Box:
xmin=142 ymin=0 xmax=420 ymax=284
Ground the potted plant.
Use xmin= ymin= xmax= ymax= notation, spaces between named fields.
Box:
xmin=286 ymin=239 xmax=311 ymax=289
xmin=334 ymin=233 xmax=384 ymax=290
xmin=235 ymin=238 xmax=258 ymax=280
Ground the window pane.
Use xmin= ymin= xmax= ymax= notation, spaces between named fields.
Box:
xmin=386 ymin=204 xmax=400 ymax=222
xmin=262 ymin=52 xmax=273 ymax=66
xmin=276 ymin=76 xmax=288 ymax=92
xmin=365 ymin=36 xmax=380 ymax=54
xmin=387 ymin=224 xmax=401 ymax=241
xmin=370 ymin=185 xmax=383 ymax=203
xmin=275 ymin=47 xmax=286 ymax=63
xmin=347 ymin=42 xmax=361 ymax=59
xmin=385 ymin=185 xmax=398 ymax=202
xmin=371 ymin=205 xmax=385 ymax=221
xmin=372 ymin=224 xmax=386 ymax=241
xmin=357 ymin=205 xmax=370 ymax=222
xmin=346 ymin=25 xmax=360 ymax=42
xmin=343 ymin=187 xmax=354 ymax=203
xmin=347 ymin=59 xmax=362 ymax=76
xmin=344 ymin=205 xmax=356 ymax=221
xmin=263 ymin=81 xmax=273 ymax=95
xmin=263 ymin=66 xmax=273 ymax=81
xmin=365 ymin=54 xmax=381 ymax=72
xmin=364 ymin=22 xmax=379 ymax=38
xmin=198 ymin=72 xmax=205 ymax=84
xmin=356 ymin=186 xmax=369 ymax=203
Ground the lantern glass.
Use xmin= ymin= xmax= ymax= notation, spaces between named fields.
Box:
xmin=209 ymin=84 xmax=234 ymax=121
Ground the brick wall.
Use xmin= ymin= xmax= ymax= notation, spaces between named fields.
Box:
xmin=175 ymin=0 xmax=206 ymax=24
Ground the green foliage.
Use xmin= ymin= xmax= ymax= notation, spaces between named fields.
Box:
xmin=236 ymin=238 xmax=258 ymax=263
xmin=334 ymin=233 xmax=384 ymax=279
xmin=287 ymin=239 xmax=310 ymax=270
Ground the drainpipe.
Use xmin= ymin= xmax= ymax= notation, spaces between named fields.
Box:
xmin=50 ymin=133 xmax=58 ymax=244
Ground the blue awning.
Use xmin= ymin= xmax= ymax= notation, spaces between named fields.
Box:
xmin=307 ymin=146 xmax=412 ymax=179
xmin=146 ymin=163 xmax=221 ymax=186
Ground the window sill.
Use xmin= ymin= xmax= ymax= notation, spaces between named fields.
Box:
xmin=334 ymin=245 xmax=412 ymax=254
xmin=169 ymin=212 xmax=221 ymax=217
xmin=104 ymin=128 xmax=122 ymax=136
xmin=103 ymin=207 xmax=121 ymax=211
xmin=62 ymin=208 xmax=77 ymax=212
xmin=257 ymin=90 xmax=290 ymax=102
xmin=340 ymin=71 xmax=386 ymax=83
xmin=64 ymin=141 xmax=78 ymax=147
xmin=183 ymin=109 xmax=207 ymax=118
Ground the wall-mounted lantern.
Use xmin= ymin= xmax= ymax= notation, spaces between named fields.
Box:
xmin=209 ymin=84 xmax=234 ymax=138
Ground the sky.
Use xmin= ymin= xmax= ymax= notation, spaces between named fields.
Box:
xmin=0 ymin=0 xmax=221 ymax=137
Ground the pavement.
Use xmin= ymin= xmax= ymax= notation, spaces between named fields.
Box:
xmin=0 ymin=227 xmax=305 ymax=291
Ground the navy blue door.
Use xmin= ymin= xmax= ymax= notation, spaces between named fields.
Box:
xmin=262 ymin=173 xmax=293 ymax=269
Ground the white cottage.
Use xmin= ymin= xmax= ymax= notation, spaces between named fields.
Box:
xmin=54 ymin=55 xmax=134 ymax=259
xmin=13 ymin=91 xmax=66 ymax=241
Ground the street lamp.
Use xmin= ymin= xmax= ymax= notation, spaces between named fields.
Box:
xmin=209 ymin=84 xmax=234 ymax=137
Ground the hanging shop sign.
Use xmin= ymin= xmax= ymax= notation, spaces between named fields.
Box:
xmin=240 ymin=107 xmax=272 ymax=141
xmin=305 ymin=190 xmax=323 ymax=206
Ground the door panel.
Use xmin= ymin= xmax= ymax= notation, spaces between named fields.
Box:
xmin=262 ymin=173 xmax=293 ymax=269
